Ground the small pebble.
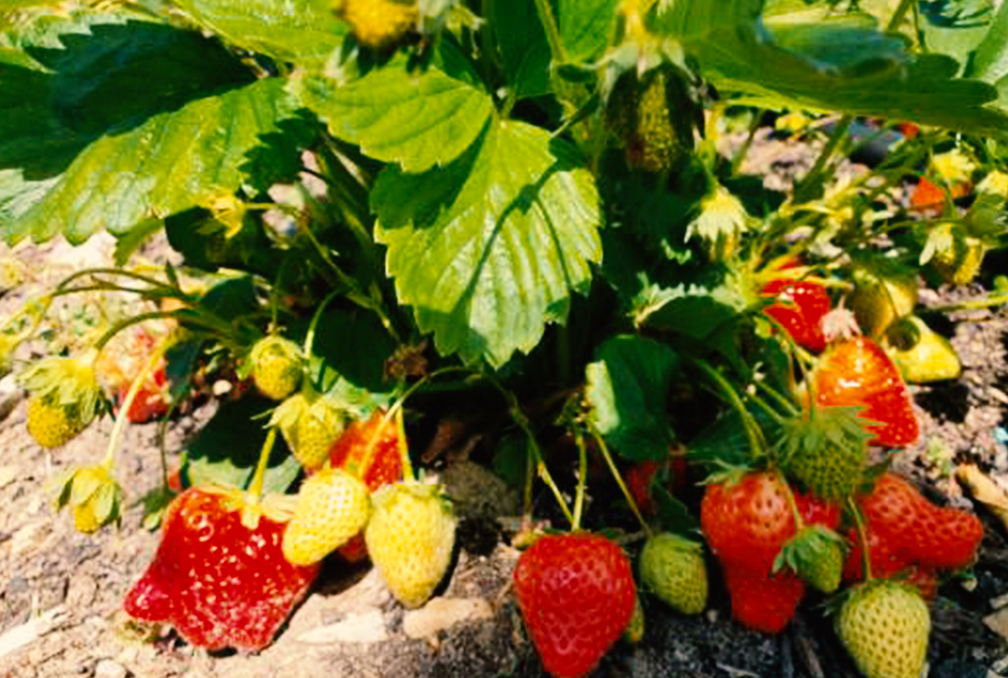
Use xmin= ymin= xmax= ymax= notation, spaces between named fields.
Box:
xmin=94 ymin=659 xmax=128 ymax=678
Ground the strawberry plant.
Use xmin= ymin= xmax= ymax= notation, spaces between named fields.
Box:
xmin=4 ymin=0 xmax=1008 ymax=674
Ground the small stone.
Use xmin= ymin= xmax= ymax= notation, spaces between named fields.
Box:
xmin=9 ymin=520 xmax=50 ymax=558
xmin=94 ymin=659 xmax=128 ymax=678
xmin=212 ymin=380 xmax=233 ymax=396
xmin=0 ymin=464 xmax=17 ymax=489
xmin=65 ymin=575 xmax=97 ymax=609
xmin=402 ymin=597 xmax=493 ymax=641
xmin=985 ymin=607 xmax=1008 ymax=641
xmin=297 ymin=608 xmax=388 ymax=644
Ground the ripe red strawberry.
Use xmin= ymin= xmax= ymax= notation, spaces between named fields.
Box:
xmin=123 ymin=487 xmax=320 ymax=651
xmin=858 ymin=474 xmax=982 ymax=569
xmin=513 ymin=534 xmax=636 ymax=678
xmin=721 ymin=563 xmax=807 ymax=634
xmin=910 ymin=176 xmax=946 ymax=213
xmin=329 ymin=409 xmax=404 ymax=491
xmin=814 ymin=337 xmax=919 ymax=447
xmin=842 ymin=529 xmax=939 ymax=600
xmin=762 ymin=279 xmax=831 ymax=353
xmin=701 ymin=472 xmax=839 ymax=575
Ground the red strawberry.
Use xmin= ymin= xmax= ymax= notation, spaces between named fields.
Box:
xmin=626 ymin=445 xmax=691 ymax=516
xmin=329 ymin=409 xmax=404 ymax=491
xmin=701 ymin=472 xmax=839 ymax=575
xmin=720 ymin=564 xmax=807 ymax=634
xmin=814 ymin=337 xmax=919 ymax=447
xmin=513 ymin=534 xmax=636 ymax=678
xmin=858 ymin=474 xmax=982 ymax=569
xmin=627 ymin=460 xmax=662 ymax=515
xmin=842 ymin=530 xmax=939 ymax=600
xmin=123 ymin=487 xmax=320 ymax=651
xmin=911 ymin=177 xmax=946 ymax=212
xmin=762 ymin=279 xmax=831 ymax=353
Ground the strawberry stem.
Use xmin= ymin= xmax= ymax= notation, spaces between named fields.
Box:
xmin=847 ymin=495 xmax=873 ymax=581
xmin=755 ymin=379 xmax=798 ymax=415
xmin=571 ymin=428 xmax=589 ymax=532
xmin=688 ymin=357 xmax=766 ymax=459
xmin=777 ymin=469 xmax=806 ymax=533
xmin=101 ymin=336 xmax=173 ymax=470
xmin=587 ymin=422 xmax=653 ymax=537
xmin=747 ymin=391 xmax=786 ymax=424
xmin=247 ymin=427 xmax=278 ymax=500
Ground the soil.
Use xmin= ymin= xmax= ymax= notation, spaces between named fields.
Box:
xmin=3 ymin=153 xmax=1008 ymax=677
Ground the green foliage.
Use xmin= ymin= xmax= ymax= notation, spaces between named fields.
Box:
xmin=585 ymin=335 xmax=679 ymax=462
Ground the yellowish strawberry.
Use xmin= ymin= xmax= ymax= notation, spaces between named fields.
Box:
xmin=271 ymin=390 xmax=347 ymax=471
xmin=249 ymin=335 xmax=303 ymax=401
xmin=338 ymin=0 xmax=417 ymax=49
xmin=282 ymin=468 xmax=371 ymax=566
xmin=837 ymin=580 xmax=930 ymax=678
xmin=851 ymin=268 xmax=917 ymax=337
xmin=21 ymin=354 xmax=103 ymax=448
xmin=883 ymin=315 xmax=961 ymax=383
xmin=48 ymin=463 xmax=123 ymax=534
xmin=364 ymin=480 xmax=457 ymax=608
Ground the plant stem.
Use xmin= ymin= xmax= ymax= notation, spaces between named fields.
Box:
xmin=532 ymin=0 xmax=567 ymax=65
xmin=731 ymin=108 xmax=764 ymax=176
xmin=102 ymin=338 xmax=172 ymax=469
xmin=887 ymin=0 xmax=915 ymax=31
xmin=483 ymin=371 xmax=574 ymax=526
xmin=303 ymin=289 xmax=342 ymax=357
xmin=688 ymin=357 xmax=765 ymax=459
xmin=793 ymin=115 xmax=852 ymax=204
xmin=847 ymin=495 xmax=873 ymax=581
xmin=747 ymin=390 xmax=786 ymax=424
xmin=571 ymin=428 xmax=589 ymax=532
xmin=587 ymin=423 xmax=652 ymax=537
xmin=755 ymin=379 xmax=799 ymax=415
xmin=247 ymin=427 xmax=278 ymax=500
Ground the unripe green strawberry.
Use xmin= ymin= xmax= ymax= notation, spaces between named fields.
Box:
xmin=27 ymin=395 xmax=87 ymax=448
xmin=837 ymin=580 xmax=930 ymax=678
xmin=338 ymin=0 xmax=417 ymax=49
xmin=48 ymin=463 xmax=123 ymax=534
xmin=778 ymin=406 xmax=870 ymax=502
xmin=639 ymin=533 xmax=708 ymax=615
xmin=951 ymin=236 xmax=985 ymax=285
xmin=249 ymin=336 xmax=302 ymax=401
xmin=775 ymin=525 xmax=845 ymax=594
xmin=282 ymin=468 xmax=371 ymax=566
xmin=606 ymin=66 xmax=696 ymax=174
xmin=364 ymin=480 xmax=457 ymax=609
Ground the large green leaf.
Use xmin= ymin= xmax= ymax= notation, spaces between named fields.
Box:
xmin=650 ymin=0 xmax=1008 ymax=133
xmin=174 ymin=0 xmax=347 ymax=71
xmin=559 ymin=0 xmax=621 ymax=64
xmin=292 ymin=49 xmax=495 ymax=173
xmin=585 ymin=335 xmax=679 ymax=462
xmin=492 ymin=0 xmax=552 ymax=100
xmin=968 ymin=0 xmax=1008 ymax=83
xmin=373 ymin=120 xmax=602 ymax=367
xmin=0 ymin=12 xmax=309 ymax=244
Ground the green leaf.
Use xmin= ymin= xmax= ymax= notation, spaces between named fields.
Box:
xmin=0 ymin=13 xmax=311 ymax=243
xmin=968 ymin=0 xmax=1008 ymax=84
xmin=559 ymin=0 xmax=620 ymax=64
xmin=650 ymin=0 xmax=1008 ymax=133
xmin=174 ymin=0 xmax=347 ymax=71
xmin=292 ymin=48 xmax=494 ymax=173
xmin=373 ymin=120 xmax=602 ymax=366
xmin=918 ymin=0 xmax=994 ymax=73
xmin=492 ymin=0 xmax=552 ymax=99
xmin=585 ymin=335 xmax=679 ymax=462
xmin=186 ymin=395 xmax=301 ymax=494
xmin=307 ymin=308 xmax=396 ymax=418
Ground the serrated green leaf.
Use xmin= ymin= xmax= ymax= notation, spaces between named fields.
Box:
xmin=493 ymin=0 xmax=552 ymax=99
xmin=175 ymin=0 xmax=347 ymax=71
xmin=559 ymin=0 xmax=620 ymax=64
xmin=650 ymin=0 xmax=1008 ymax=133
xmin=292 ymin=48 xmax=494 ymax=173
xmin=585 ymin=335 xmax=679 ymax=462
xmin=186 ymin=395 xmax=301 ymax=494
xmin=0 ymin=13 xmax=311 ymax=244
xmin=374 ymin=120 xmax=602 ymax=366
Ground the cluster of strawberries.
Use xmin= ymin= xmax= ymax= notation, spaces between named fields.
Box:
xmin=123 ymin=333 xmax=458 ymax=651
